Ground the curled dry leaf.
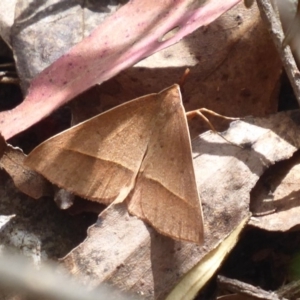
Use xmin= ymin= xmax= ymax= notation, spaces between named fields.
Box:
xmin=0 ymin=135 xmax=52 ymax=199
xmin=0 ymin=0 xmax=241 ymax=140
xmin=59 ymin=110 xmax=300 ymax=299
xmin=250 ymin=151 xmax=300 ymax=231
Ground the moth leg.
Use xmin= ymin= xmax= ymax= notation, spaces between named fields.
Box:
xmin=186 ymin=109 xmax=241 ymax=147
xmin=187 ymin=108 xmax=239 ymax=121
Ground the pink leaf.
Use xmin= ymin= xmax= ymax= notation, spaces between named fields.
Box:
xmin=0 ymin=0 xmax=241 ymax=140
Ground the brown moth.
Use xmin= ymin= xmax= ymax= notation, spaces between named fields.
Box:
xmin=25 ymin=85 xmax=204 ymax=244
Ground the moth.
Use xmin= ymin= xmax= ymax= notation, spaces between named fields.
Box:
xmin=25 ymin=85 xmax=204 ymax=244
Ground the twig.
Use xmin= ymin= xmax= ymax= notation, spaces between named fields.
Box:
xmin=217 ymin=275 xmax=287 ymax=300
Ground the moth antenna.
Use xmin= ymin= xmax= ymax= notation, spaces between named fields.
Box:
xmin=177 ymin=68 xmax=190 ymax=89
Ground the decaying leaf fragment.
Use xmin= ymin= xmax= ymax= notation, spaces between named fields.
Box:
xmin=0 ymin=135 xmax=52 ymax=199
xmin=25 ymin=85 xmax=204 ymax=244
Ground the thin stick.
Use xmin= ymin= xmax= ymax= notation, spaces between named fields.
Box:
xmin=218 ymin=275 xmax=285 ymax=300
xmin=0 ymin=77 xmax=19 ymax=85
xmin=0 ymin=63 xmax=15 ymax=69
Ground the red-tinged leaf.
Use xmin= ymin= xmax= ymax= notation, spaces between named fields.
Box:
xmin=0 ymin=0 xmax=241 ymax=140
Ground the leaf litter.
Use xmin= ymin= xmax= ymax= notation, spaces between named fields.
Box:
xmin=0 ymin=0 xmax=300 ymax=299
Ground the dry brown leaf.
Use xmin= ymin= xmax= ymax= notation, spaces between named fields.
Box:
xmin=71 ymin=1 xmax=282 ymax=136
xmin=61 ymin=203 xmax=248 ymax=300
xmin=0 ymin=136 xmax=52 ymax=199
